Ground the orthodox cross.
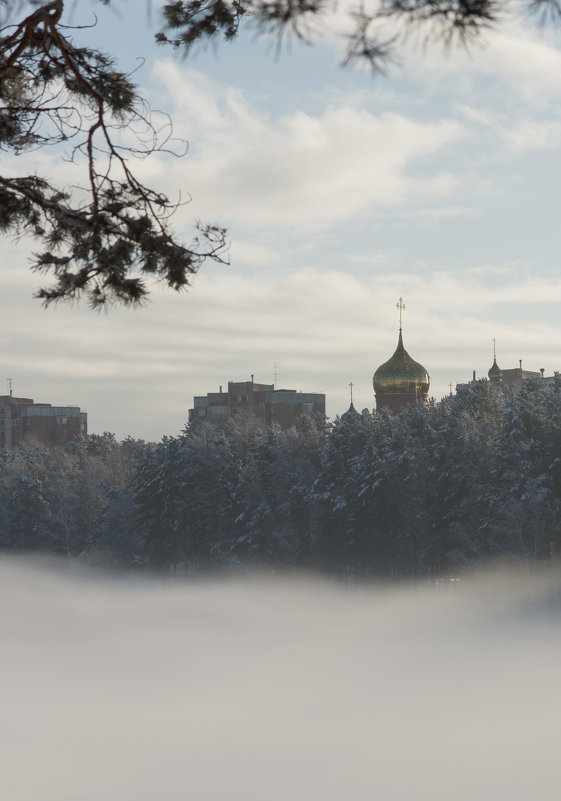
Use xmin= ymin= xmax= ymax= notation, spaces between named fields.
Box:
xmin=349 ymin=382 xmax=354 ymax=404
xmin=492 ymin=337 xmax=497 ymax=359
xmin=396 ymin=297 xmax=406 ymax=329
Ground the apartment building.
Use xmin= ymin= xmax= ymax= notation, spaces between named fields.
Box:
xmin=189 ymin=379 xmax=325 ymax=430
xmin=0 ymin=394 xmax=87 ymax=448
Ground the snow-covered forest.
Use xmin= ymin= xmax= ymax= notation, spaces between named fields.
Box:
xmin=2 ymin=378 xmax=561 ymax=577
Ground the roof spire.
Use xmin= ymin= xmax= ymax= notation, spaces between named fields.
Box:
xmin=396 ymin=297 xmax=406 ymax=331
xmin=349 ymin=381 xmax=354 ymax=404
xmin=488 ymin=337 xmax=502 ymax=383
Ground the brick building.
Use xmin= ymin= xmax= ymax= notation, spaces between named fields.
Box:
xmin=189 ymin=379 xmax=325 ymax=429
xmin=0 ymin=395 xmax=87 ymax=448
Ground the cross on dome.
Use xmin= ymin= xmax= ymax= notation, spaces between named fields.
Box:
xmin=396 ymin=297 xmax=406 ymax=330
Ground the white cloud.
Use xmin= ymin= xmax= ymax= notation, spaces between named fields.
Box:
xmin=144 ymin=62 xmax=463 ymax=233
xmin=473 ymin=27 xmax=561 ymax=102
xmin=229 ymin=238 xmax=281 ymax=266
xmin=457 ymin=103 xmax=561 ymax=154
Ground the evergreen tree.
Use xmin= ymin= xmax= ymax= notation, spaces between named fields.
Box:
xmin=312 ymin=410 xmax=369 ymax=574
xmin=2 ymin=381 xmax=561 ymax=578
xmin=489 ymin=382 xmax=561 ymax=569
xmin=1 ymin=443 xmax=53 ymax=551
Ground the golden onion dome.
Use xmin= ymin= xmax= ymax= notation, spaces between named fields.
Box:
xmin=488 ymin=357 xmax=502 ymax=382
xmin=373 ymin=330 xmax=430 ymax=396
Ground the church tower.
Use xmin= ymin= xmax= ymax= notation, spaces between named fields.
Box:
xmin=373 ymin=298 xmax=430 ymax=413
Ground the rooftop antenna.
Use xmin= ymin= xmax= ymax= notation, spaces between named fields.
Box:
xmin=273 ymin=360 xmax=279 ymax=389
xmin=396 ymin=297 xmax=406 ymax=330
xmin=6 ymin=378 xmax=12 ymax=397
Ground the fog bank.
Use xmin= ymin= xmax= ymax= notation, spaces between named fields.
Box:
xmin=2 ymin=559 xmax=560 ymax=800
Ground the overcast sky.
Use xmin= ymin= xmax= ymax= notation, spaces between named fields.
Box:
xmin=3 ymin=1 xmax=561 ymax=440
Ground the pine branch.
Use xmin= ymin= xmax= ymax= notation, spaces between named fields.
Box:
xmin=1 ymin=0 xmax=228 ymax=307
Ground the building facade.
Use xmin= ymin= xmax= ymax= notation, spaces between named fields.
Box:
xmin=496 ymin=365 xmax=542 ymax=386
xmin=189 ymin=379 xmax=326 ymax=429
xmin=0 ymin=395 xmax=87 ymax=448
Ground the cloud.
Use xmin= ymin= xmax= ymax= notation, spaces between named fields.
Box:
xmin=473 ymin=27 xmax=561 ymax=102
xmin=144 ymin=62 xmax=463 ymax=233
xmin=457 ymin=104 xmax=561 ymax=155
xmin=229 ymin=238 xmax=281 ymax=266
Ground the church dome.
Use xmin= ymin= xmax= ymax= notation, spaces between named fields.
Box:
xmin=488 ymin=341 xmax=502 ymax=382
xmin=373 ymin=330 xmax=430 ymax=398
xmin=340 ymin=401 xmax=361 ymax=423
xmin=488 ymin=357 xmax=502 ymax=382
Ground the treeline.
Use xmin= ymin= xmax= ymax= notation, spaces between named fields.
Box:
xmin=1 ymin=379 xmax=561 ymax=577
